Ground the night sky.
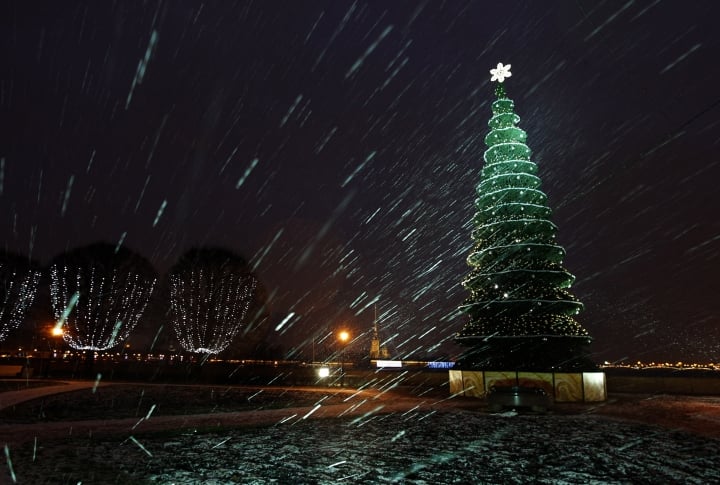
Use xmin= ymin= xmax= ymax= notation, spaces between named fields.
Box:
xmin=2 ymin=1 xmax=719 ymax=362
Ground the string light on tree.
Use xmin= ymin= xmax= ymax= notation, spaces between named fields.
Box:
xmin=48 ymin=244 xmax=157 ymax=351
xmin=0 ymin=256 xmax=41 ymax=342
xmin=169 ymin=248 xmax=258 ymax=355
xmin=456 ymin=63 xmax=593 ymax=371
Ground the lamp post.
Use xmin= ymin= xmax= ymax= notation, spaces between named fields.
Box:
xmin=51 ymin=325 xmax=64 ymax=354
xmin=44 ymin=324 xmax=64 ymax=377
xmin=338 ymin=330 xmax=350 ymax=386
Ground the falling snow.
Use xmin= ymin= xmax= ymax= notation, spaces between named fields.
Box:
xmin=1 ymin=1 xmax=720 ymax=479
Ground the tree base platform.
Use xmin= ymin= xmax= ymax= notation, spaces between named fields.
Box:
xmin=449 ymin=369 xmax=606 ymax=402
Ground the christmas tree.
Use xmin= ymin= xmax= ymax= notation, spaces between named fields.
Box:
xmin=457 ymin=63 xmax=594 ymax=371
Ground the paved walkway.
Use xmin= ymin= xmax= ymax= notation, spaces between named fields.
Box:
xmin=0 ymin=380 xmax=113 ymax=410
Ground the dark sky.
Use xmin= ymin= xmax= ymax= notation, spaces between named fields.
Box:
xmin=2 ymin=1 xmax=719 ymax=362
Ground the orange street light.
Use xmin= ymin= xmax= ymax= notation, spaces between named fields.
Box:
xmin=338 ymin=330 xmax=350 ymax=343
xmin=51 ymin=327 xmax=64 ymax=337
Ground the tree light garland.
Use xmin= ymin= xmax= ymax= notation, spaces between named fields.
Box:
xmin=170 ymin=257 xmax=258 ymax=355
xmin=50 ymin=260 xmax=156 ymax=351
xmin=0 ymin=264 xmax=40 ymax=342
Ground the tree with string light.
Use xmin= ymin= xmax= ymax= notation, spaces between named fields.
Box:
xmin=456 ymin=63 xmax=594 ymax=371
xmin=49 ymin=243 xmax=157 ymax=354
xmin=0 ymin=251 xmax=41 ymax=343
xmin=169 ymin=247 xmax=258 ymax=356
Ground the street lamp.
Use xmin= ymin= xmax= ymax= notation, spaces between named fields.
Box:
xmin=50 ymin=325 xmax=64 ymax=353
xmin=43 ymin=324 xmax=65 ymax=377
xmin=338 ymin=330 xmax=350 ymax=386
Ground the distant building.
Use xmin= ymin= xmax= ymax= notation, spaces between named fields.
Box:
xmin=369 ymin=319 xmax=390 ymax=360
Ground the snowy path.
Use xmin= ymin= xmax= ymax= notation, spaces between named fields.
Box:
xmin=0 ymin=386 xmax=473 ymax=446
xmin=0 ymin=380 xmax=113 ymax=411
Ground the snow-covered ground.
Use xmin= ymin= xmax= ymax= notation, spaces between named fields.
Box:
xmin=5 ymin=393 xmax=720 ymax=484
xmin=133 ymin=410 xmax=720 ymax=484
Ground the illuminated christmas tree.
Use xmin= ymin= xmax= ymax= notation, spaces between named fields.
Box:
xmin=456 ymin=63 xmax=594 ymax=371
xmin=169 ymin=247 xmax=258 ymax=355
xmin=0 ymin=251 xmax=40 ymax=342
xmin=49 ymin=243 xmax=157 ymax=351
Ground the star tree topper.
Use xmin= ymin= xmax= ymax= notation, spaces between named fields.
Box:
xmin=490 ymin=62 xmax=512 ymax=83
